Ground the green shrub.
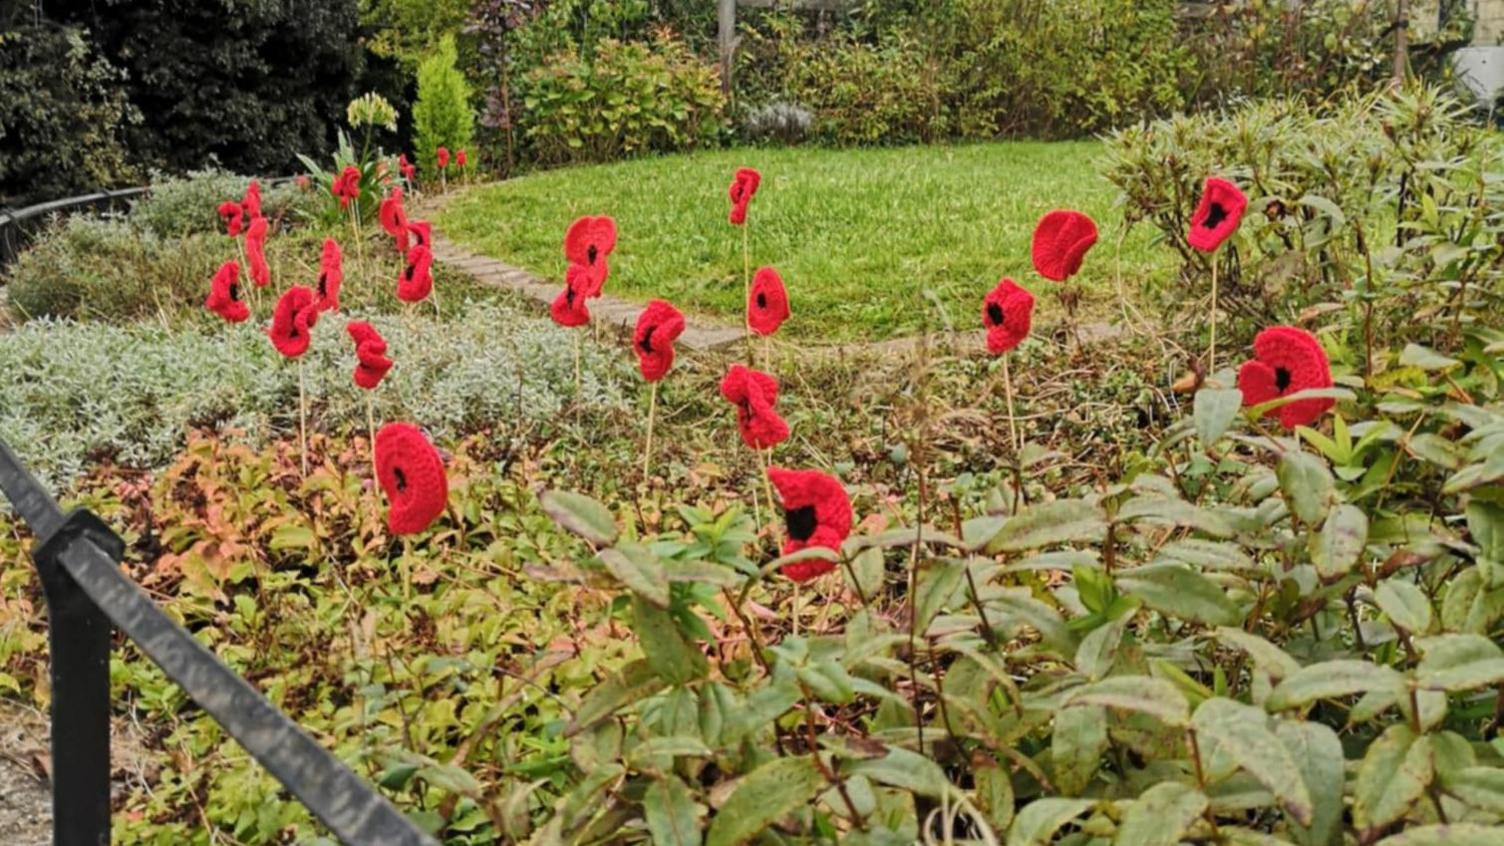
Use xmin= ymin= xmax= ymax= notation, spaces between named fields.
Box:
xmin=0 ymin=303 xmax=629 ymax=491
xmin=520 ymin=36 xmax=727 ymax=165
xmin=776 ymin=33 xmax=945 ymax=145
xmin=1103 ymin=84 xmax=1504 ymax=360
xmin=129 ymin=170 xmax=314 ymax=238
xmin=0 ymin=23 xmax=140 ymax=206
xmin=412 ymin=35 xmax=476 ymax=179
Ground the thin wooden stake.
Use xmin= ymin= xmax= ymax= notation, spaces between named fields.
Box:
xmin=742 ymin=223 xmax=753 ymax=355
xmin=1209 ymin=251 xmax=1219 ymax=373
xmin=366 ymin=391 xmax=377 ymax=467
xmin=298 ymin=357 xmax=309 ymax=477
xmin=642 ymin=380 xmax=660 ymax=479
xmin=1001 ymin=353 xmax=1024 ymax=510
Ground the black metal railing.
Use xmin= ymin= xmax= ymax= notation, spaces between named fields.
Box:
xmin=0 ymin=435 xmax=438 ymax=846
xmin=0 ymin=188 xmax=148 ymax=268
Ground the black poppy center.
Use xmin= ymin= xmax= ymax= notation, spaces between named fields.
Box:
xmin=393 ymin=467 xmax=407 ymax=492
xmin=986 ymin=302 xmax=1005 ymax=327
xmin=639 ymin=325 xmax=656 ymax=353
xmin=317 ymin=272 xmax=328 ymax=297
xmin=288 ymin=327 xmax=299 ymax=338
xmin=1203 ymin=201 xmax=1228 ymax=230
xmin=229 ymin=283 xmax=240 ymax=302
xmin=785 ymin=505 xmax=817 ymax=542
xmin=587 ymin=244 xmax=598 ymax=265
xmin=756 ymin=293 xmax=767 ymax=309
xmin=566 ymin=285 xmax=577 ymax=305
xmin=1275 ymin=367 xmax=1292 ymax=392
xmin=403 ymin=262 xmax=415 ymax=282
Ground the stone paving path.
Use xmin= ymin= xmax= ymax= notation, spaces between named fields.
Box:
xmin=431 ymin=234 xmax=746 ymax=352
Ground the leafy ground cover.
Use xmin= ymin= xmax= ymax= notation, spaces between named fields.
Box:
xmin=436 ymin=143 xmax=1167 ymax=341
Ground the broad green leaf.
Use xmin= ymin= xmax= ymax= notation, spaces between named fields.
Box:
xmin=1064 ymin=675 xmax=1190 ymax=727
xmin=1442 ymin=766 xmax=1504 ymax=814
xmin=1193 ymin=698 xmax=1313 ymax=826
xmin=1118 ymin=496 xmax=1237 ymax=538
xmin=1310 ymin=504 xmax=1367 ymax=580
xmin=599 ymin=542 xmax=670 ymax=608
xmin=962 ymin=514 xmax=1009 ymax=550
xmin=567 ymin=660 xmax=667 ymax=736
xmin=1407 ymin=433 xmax=1464 ymax=470
xmin=1398 ymin=344 xmax=1460 ymax=371
xmin=1195 ymin=388 xmax=1244 ymax=447
xmin=1075 ymin=608 xmax=1133 ymax=680
xmin=1052 ymin=704 xmax=1107 ymax=796
xmin=1440 ymin=567 xmax=1504 ymax=633
xmin=848 ymin=746 xmax=952 ymax=799
xmin=1277 ymin=451 xmax=1336 ymax=525
xmin=1116 ymin=564 xmax=1241 ymax=626
xmin=1275 ymin=721 xmax=1344 ymax=846
xmin=1374 ymin=580 xmax=1432 ymax=634
xmin=1375 ymin=824 xmax=1504 ymax=846
xmin=847 ymin=546 xmax=885 ymax=599
xmin=1113 ymin=782 xmax=1206 ymax=846
xmin=975 ymin=755 xmax=1016 ymax=832
xmin=1159 ymin=539 xmax=1253 ymax=571
xmin=705 ymin=757 xmax=824 ymax=846
xmin=643 ymin=775 xmax=704 ymax=846
xmin=1215 ymin=627 xmax=1301 ymax=681
xmin=1006 ymin=797 xmax=1094 ymax=846
xmin=632 ymin=596 xmax=708 ymax=685
xmin=1297 ymin=193 xmax=1346 ymax=226
xmin=986 ymin=499 xmax=1108 ymax=553
xmin=1353 ymin=724 xmax=1433 ymax=833
xmin=1266 ymin=660 xmax=1405 ymax=711
xmin=1469 ymin=502 xmax=1504 ymax=565
xmin=541 ymin=490 xmax=618 ymax=545
xmin=797 ymin=659 xmax=856 ymax=705
xmin=1248 ymin=388 xmax=1354 ymax=420
xmin=627 ymin=737 xmax=713 ymax=769
xmin=1414 ymin=634 xmax=1504 ymax=692
xmin=914 ymin=557 xmax=966 ymax=634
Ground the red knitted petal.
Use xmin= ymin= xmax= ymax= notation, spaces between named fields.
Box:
xmin=205 ymin=260 xmax=249 ymax=323
xmin=407 ymin=220 xmax=432 ymax=250
xmin=981 ymin=278 xmax=1035 ymax=355
xmin=563 ymin=216 xmax=618 ymax=267
xmin=1187 ymin=177 xmax=1248 ymax=253
xmin=550 ymin=282 xmax=590 ymax=327
xmin=1237 ymin=326 xmax=1333 ymax=428
xmin=396 ymin=245 xmax=434 ymax=303
xmin=269 ymin=286 xmax=318 ymax=358
xmin=767 ymin=466 xmax=853 ymax=579
xmin=348 ymin=321 xmax=393 ymax=390
xmin=375 ymin=423 xmax=448 ymax=535
xmin=634 ymin=300 xmax=686 ymax=382
xmin=218 ymin=201 xmax=244 ymax=237
xmin=728 ymin=168 xmax=761 ymax=226
xmin=748 ymin=266 xmax=791 ymax=336
xmin=1031 ymin=210 xmax=1098 ymax=282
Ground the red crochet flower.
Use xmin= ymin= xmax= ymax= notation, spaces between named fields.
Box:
xmin=379 ymin=188 xmax=409 ymax=253
xmin=269 ymin=286 xmax=320 ymax=358
xmin=242 ymin=179 xmax=262 ymax=220
xmin=316 ymin=238 xmax=343 ymax=311
xmin=398 ymin=154 xmax=416 ymax=184
xmin=550 ymin=274 xmax=591 ymax=327
xmin=218 ymin=201 xmax=245 ymax=237
xmin=437 ymin=147 xmax=450 ymax=169
xmin=728 ymin=167 xmax=761 ymax=226
xmin=748 ymin=266 xmax=790 ymax=336
xmin=1237 ymin=325 xmax=1334 ymax=429
xmin=1031 ymin=210 xmax=1098 ymax=282
xmin=374 ymin=422 xmax=449 ymax=535
xmin=1188 ymin=177 xmax=1248 ymax=253
xmin=204 ymin=260 xmax=249 ymax=323
xmin=767 ymin=466 xmax=853 ymax=581
xmin=720 ymin=364 xmax=789 ymax=450
xmin=634 ymin=300 xmax=685 ymax=382
xmin=407 ymin=220 xmax=432 ymax=250
xmin=332 ymin=166 xmax=361 ymax=209
xmin=981 ymin=278 xmax=1035 ymax=355
xmin=563 ymin=216 xmax=618 ymax=270
xmin=397 ymin=244 xmax=434 ymax=303
xmin=456 ymin=149 xmax=467 ymax=168
xmin=347 ymin=321 xmax=393 ymax=390
xmin=245 ymin=215 xmax=270 ymax=288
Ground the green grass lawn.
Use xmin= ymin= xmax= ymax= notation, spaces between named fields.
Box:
xmin=436 ymin=142 xmax=1169 ymax=341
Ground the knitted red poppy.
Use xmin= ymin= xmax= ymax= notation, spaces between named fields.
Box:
xmin=399 ymin=154 xmax=416 ymax=184
xmin=549 ymin=275 xmax=591 ymax=327
xmin=437 ymin=147 xmax=450 ymax=169
xmin=204 ymin=260 xmax=249 ymax=323
xmin=634 ymin=300 xmax=686 ymax=382
xmin=397 ymin=244 xmax=434 ymax=303
xmin=728 ymin=167 xmax=761 ymax=226
xmin=347 ymin=321 xmax=393 ymax=390
xmin=1031 ymin=210 xmax=1098 ymax=282
xmin=1187 ymin=177 xmax=1248 ymax=253
xmin=379 ymin=188 xmax=409 ymax=253
xmin=244 ymin=215 xmax=271 ymax=288
xmin=374 ymin=422 xmax=449 ymax=535
xmin=332 ymin=166 xmax=361 ymax=209
xmin=456 ymin=149 xmax=467 ymax=168
xmin=720 ymin=364 xmax=789 ymax=450
xmin=218 ymin=201 xmax=245 ymax=237
xmin=269 ymin=286 xmax=320 ymax=358
xmin=1237 ymin=325 xmax=1334 ymax=429
xmin=242 ymin=179 xmax=262 ymax=220
xmin=563 ymin=216 xmax=617 ymax=270
xmin=767 ymin=466 xmax=852 ymax=581
xmin=981 ymin=278 xmax=1035 ymax=355
xmin=316 ymin=238 xmax=343 ymax=311
xmin=407 ymin=220 xmax=432 ymax=250
xmin=748 ymin=266 xmax=790 ymax=336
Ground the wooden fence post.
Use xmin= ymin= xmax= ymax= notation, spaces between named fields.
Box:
xmin=718 ymin=0 xmax=737 ymax=97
